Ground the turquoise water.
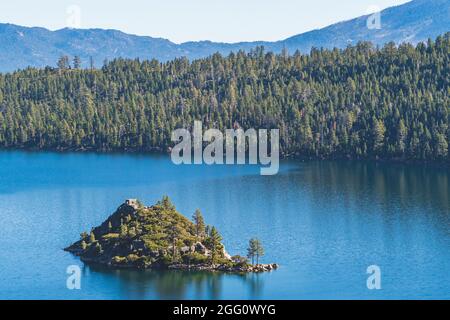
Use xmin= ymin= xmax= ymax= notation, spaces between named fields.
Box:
xmin=0 ymin=151 xmax=448 ymax=299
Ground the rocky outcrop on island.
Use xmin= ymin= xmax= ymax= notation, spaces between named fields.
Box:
xmin=65 ymin=197 xmax=278 ymax=273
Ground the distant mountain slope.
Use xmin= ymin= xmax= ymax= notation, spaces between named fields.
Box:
xmin=0 ymin=0 xmax=448 ymax=72
xmin=281 ymin=0 xmax=450 ymax=53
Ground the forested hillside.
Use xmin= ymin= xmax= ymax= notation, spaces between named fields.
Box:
xmin=0 ymin=33 xmax=448 ymax=162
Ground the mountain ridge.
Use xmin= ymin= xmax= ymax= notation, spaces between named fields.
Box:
xmin=0 ymin=0 xmax=448 ymax=72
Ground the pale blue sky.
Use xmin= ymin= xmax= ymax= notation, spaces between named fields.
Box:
xmin=0 ymin=0 xmax=410 ymax=43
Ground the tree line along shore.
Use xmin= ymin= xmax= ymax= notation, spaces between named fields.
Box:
xmin=0 ymin=33 xmax=448 ymax=162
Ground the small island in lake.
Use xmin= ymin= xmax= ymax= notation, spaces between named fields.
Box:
xmin=65 ymin=197 xmax=278 ymax=273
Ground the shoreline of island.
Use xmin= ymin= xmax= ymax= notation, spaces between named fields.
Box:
xmin=65 ymin=198 xmax=278 ymax=274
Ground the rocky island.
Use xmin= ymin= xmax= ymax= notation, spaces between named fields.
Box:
xmin=65 ymin=197 xmax=278 ymax=273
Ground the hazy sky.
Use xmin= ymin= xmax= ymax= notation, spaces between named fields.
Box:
xmin=0 ymin=0 xmax=410 ymax=43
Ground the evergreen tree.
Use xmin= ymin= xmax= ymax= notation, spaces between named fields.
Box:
xmin=247 ymin=238 xmax=265 ymax=265
xmin=247 ymin=238 xmax=257 ymax=266
xmin=160 ymin=196 xmax=175 ymax=210
xmin=73 ymin=56 xmax=81 ymax=69
xmin=208 ymin=227 xmax=223 ymax=265
xmin=192 ymin=209 xmax=206 ymax=239
xmin=255 ymin=239 xmax=265 ymax=265
xmin=57 ymin=56 xmax=70 ymax=70
xmin=168 ymin=222 xmax=182 ymax=261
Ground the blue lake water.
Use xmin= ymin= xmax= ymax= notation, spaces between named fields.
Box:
xmin=0 ymin=150 xmax=448 ymax=299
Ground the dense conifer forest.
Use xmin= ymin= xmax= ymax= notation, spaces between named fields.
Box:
xmin=0 ymin=33 xmax=448 ymax=161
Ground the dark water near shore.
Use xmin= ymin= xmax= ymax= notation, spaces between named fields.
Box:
xmin=0 ymin=151 xmax=448 ymax=299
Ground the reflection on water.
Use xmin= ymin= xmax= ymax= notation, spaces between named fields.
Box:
xmin=294 ymin=161 xmax=449 ymax=236
xmin=0 ymin=151 xmax=448 ymax=299
xmin=289 ymin=160 xmax=449 ymax=212
xmin=87 ymin=265 xmax=265 ymax=300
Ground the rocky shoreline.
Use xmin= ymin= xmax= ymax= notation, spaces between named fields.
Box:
xmin=167 ymin=263 xmax=279 ymax=273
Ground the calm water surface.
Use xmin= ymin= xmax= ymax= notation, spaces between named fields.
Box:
xmin=0 ymin=151 xmax=448 ymax=299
